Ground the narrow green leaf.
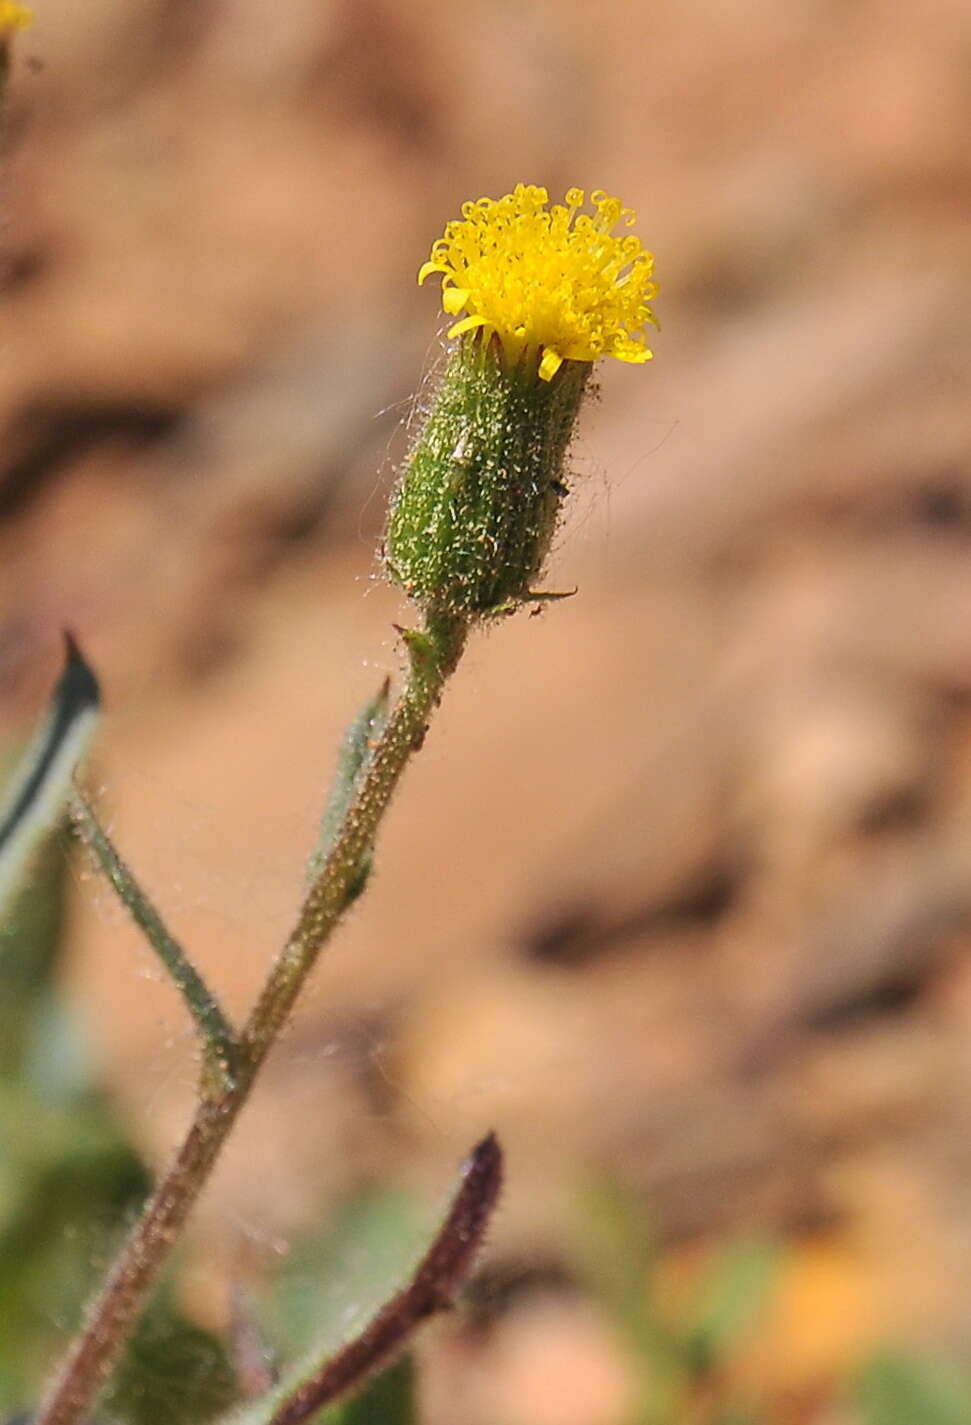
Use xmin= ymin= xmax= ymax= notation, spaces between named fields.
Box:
xmin=0 ymin=834 xmax=70 ymax=1086
xmin=225 ymin=1137 xmax=501 ymax=1425
xmin=71 ymin=791 xmax=239 ymax=1088
xmin=309 ymin=679 xmax=391 ymax=898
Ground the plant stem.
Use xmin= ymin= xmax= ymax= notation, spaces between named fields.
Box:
xmin=245 ymin=1133 xmax=503 ymax=1425
xmin=35 ymin=614 xmax=467 ymax=1425
xmin=70 ymin=790 xmax=239 ymax=1090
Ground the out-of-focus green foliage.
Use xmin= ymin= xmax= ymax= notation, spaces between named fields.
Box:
xmin=681 ymin=1237 xmax=782 ymax=1379
xmin=574 ymin=1178 xmax=777 ymax=1425
xmin=0 ymin=830 xmax=237 ymax=1423
xmin=854 ymin=1348 xmax=971 ymax=1425
xmin=575 ymin=1181 xmax=971 ymax=1425
xmin=8 ymin=827 xmax=971 ymax=1425
xmin=108 ymin=1304 xmax=239 ymax=1425
xmin=334 ymin=1357 xmax=416 ymax=1425
xmin=0 ymin=833 xmax=73 ymax=1081
xmin=268 ymin=1184 xmax=424 ymax=1363
xmin=253 ymin=1184 xmax=427 ymax=1425
xmin=0 ymin=800 xmax=429 ymax=1425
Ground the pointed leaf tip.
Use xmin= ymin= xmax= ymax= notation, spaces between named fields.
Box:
xmin=60 ymin=630 xmax=101 ymax=714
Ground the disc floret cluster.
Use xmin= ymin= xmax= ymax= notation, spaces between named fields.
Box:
xmin=419 ymin=183 xmax=658 ymax=382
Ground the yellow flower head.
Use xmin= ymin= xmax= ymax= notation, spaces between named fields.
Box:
xmin=0 ymin=1 xmax=31 ymax=33
xmin=418 ymin=184 xmax=658 ymax=382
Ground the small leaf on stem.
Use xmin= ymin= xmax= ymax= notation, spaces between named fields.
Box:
xmin=309 ymin=678 xmax=391 ymax=898
xmin=232 ymin=1134 xmax=503 ymax=1425
xmin=70 ymin=792 xmax=239 ymax=1091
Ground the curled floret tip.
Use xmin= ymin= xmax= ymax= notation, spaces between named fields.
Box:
xmin=419 ymin=183 xmax=658 ymax=381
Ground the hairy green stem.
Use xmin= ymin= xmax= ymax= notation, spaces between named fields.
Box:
xmin=70 ymin=790 xmax=240 ymax=1090
xmin=238 ymin=1133 xmax=503 ymax=1425
xmin=35 ymin=614 xmax=466 ymax=1425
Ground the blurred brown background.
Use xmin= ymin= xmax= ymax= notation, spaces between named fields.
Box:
xmin=2 ymin=0 xmax=971 ymax=1420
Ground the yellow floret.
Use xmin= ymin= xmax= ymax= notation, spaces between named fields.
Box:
xmin=0 ymin=1 xmax=31 ymax=33
xmin=419 ymin=184 xmax=658 ymax=381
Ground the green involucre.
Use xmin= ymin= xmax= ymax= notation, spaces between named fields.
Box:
xmin=386 ymin=337 xmax=588 ymax=619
